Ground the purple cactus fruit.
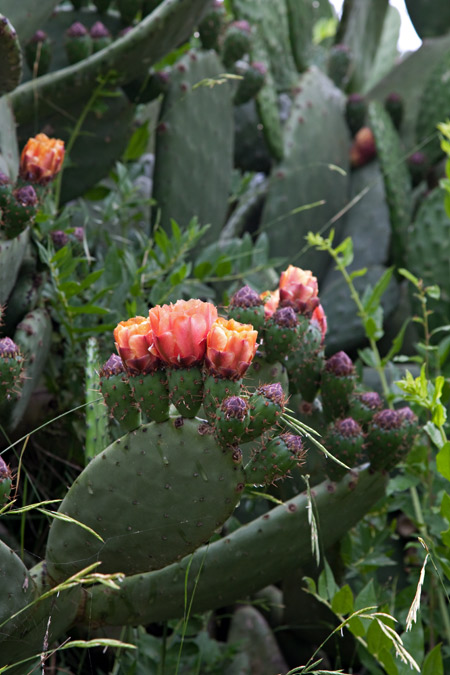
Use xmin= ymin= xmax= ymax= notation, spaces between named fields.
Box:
xmin=51 ymin=230 xmax=69 ymax=249
xmin=90 ymin=21 xmax=111 ymax=39
xmin=335 ymin=417 xmax=363 ymax=438
xmin=258 ymin=382 xmax=285 ymax=406
xmin=325 ymin=351 xmax=354 ymax=377
xmin=272 ymin=306 xmax=297 ymax=328
xmin=230 ymin=285 xmax=262 ymax=308
xmin=0 ymin=337 xmax=20 ymax=358
xmin=67 ymin=21 xmax=88 ymax=38
xmin=100 ymin=353 xmax=125 ymax=378
xmin=372 ymin=408 xmax=402 ymax=430
xmin=220 ymin=396 xmax=249 ymax=421
xmin=14 ymin=186 xmax=38 ymax=207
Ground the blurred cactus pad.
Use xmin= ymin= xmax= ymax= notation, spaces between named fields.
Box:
xmin=1 ymin=0 xmax=450 ymax=672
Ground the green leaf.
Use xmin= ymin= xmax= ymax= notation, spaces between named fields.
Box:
xmin=348 ymin=267 xmax=367 ymax=281
xmin=214 ymin=257 xmax=232 ymax=277
xmin=194 ymin=261 xmax=213 ymax=280
xmin=78 ymin=269 xmax=104 ymax=292
xmin=358 ymin=347 xmax=378 ymax=368
xmin=426 ymin=284 xmax=440 ymax=299
xmin=398 ymin=268 xmax=419 ymax=288
xmin=347 ymin=616 xmax=366 ymax=638
xmin=437 ymin=442 xmax=450 ymax=482
xmin=334 ymin=236 xmax=354 ymax=268
xmin=331 ymin=584 xmax=354 ymax=615
xmin=84 ymin=185 xmax=111 ymax=201
xmin=423 ymin=421 xmax=443 ymax=449
xmin=422 ymin=644 xmax=443 ymax=675
xmin=123 ymin=123 xmax=150 ymax=161
xmin=382 ymin=318 xmax=410 ymax=364
xmin=363 ymin=266 xmax=394 ymax=314
xmin=317 ymin=558 xmax=339 ymax=601
xmin=367 ymin=619 xmax=392 ymax=656
xmin=378 ymin=647 xmax=399 ymax=675
xmin=68 ymin=304 xmax=110 ymax=316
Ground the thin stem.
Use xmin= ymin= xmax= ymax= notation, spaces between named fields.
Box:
xmin=333 ymin=255 xmax=391 ymax=402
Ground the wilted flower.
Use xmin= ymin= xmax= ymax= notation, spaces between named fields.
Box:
xmin=148 ymin=299 xmax=217 ymax=367
xmin=19 ymin=133 xmax=65 ymax=185
xmin=311 ymin=303 xmax=327 ymax=343
xmin=206 ymin=317 xmax=257 ymax=380
xmin=114 ymin=316 xmax=159 ymax=374
xmin=279 ymin=265 xmax=319 ymax=316
xmin=260 ymin=289 xmax=280 ymax=318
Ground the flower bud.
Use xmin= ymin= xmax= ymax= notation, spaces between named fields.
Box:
xmin=20 ymin=133 xmax=65 ymax=185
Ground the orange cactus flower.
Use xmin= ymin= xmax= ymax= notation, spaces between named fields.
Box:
xmin=206 ymin=317 xmax=258 ymax=380
xmin=114 ymin=316 xmax=159 ymax=374
xmin=279 ymin=265 xmax=319 ymax=316
xmin=311 ymin=303 xmax=327 ymax=344
xmin=148 ymin=299 xmax=218 ymax=367
xmin=19 ymin=133 xmax=65 ymax=185
xmin=260 ymin=289 xmax=280 ymax=319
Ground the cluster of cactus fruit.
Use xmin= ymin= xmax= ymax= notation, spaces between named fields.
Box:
xmin=0 ymin=264 xmax=420 ymax=670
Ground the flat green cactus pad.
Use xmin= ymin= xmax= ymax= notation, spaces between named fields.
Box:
xmin=0 ymin=228 xmax=29 ymax=305
xmin=46 ymin=418 xmax=245 ymax=581
xmin=368 ymin=100 xmax=411 ymax=266
xmin=9 ymin=308 xmax=52 ymax=431
xmin=416 ymin=48 xmax=450 ymax=164
xmin=405 ymin=0 xmax=450 ymax=39
xmin=232 ymin=0 xmax=297 ymax=92
xmin=0 ymin=14 xmax=22 ymax=96
xmin=152 ymin=49 xmax=233 ymax=245
xmin=0 ymin=97 xmax=19 ymax=179
xmin=260 ymin=67 xmax=350 ymax=279
xmin=0 ymin=0 xmax=60 ymax=44
xmin=0 ymin=540 xmax=35 ymax=640
xmin=405 ymin=187 xmax=450 ymax=322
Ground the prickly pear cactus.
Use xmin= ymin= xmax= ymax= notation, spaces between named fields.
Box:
xmin=0 ymin=13 xmax=22 ymax=96
xmin=260 ymin=67 xmax=350 ymax=279
xmin=46 ymin=418 xmax=246 ymax=580
xmin=152 ymin=49 xmax=233 ymax=245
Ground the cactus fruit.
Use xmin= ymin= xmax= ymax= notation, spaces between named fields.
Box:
xmin=25 ymin=30 xmax=52 ymax=77
xmin=198 ymin=0 xmax=225 ymax=51
xmin=228 ymin=285 xmax=266 ymax=331
xmin=384 ymin=91 xmax=404 ymax=130
xmin=345 ymin=93 xmax=367 ymax=136
xmin=0 ymin=336 xmax=23 ymax=405
xmin=348 ymin=391 xmax=383 ymax=427
xmin=233 ymin=61 xmax=267 ymax=106
xmin=65 ymin=21 xmax=93 ymax=64
xmin=327 ymin=44 xmax=352 ymax=89
xmin=321 ymin=351 xmax=356 ymax=421
xmin=221 ymin=20 xmax=252 ymax=68
xmin=246 ymin=432 xmax=305 ymax=485
xmin=366 ymin=408 xmax=418 ymax=472
xmin=90 ymin=21 xmax=112 ymax=52
xmin=0 ymin=455 xmax=12 ymax=504
xmin=100 ymin=354 xmax=141 ymax=431
xmin=350 ymin=126 xmax=376 ymax=167
xmin=323 ymin=417 xmax=365 ymax=482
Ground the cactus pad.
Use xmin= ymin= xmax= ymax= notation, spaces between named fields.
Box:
xmin=152 ymin=49 xmax=233 ymax=245
xmin=46 ymin=418 xmax=246 ymax=581
xmin=368 ymin=101 xmax=411 ymax=266
xmin=260 ymin=67 xmax=350 ymax=279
